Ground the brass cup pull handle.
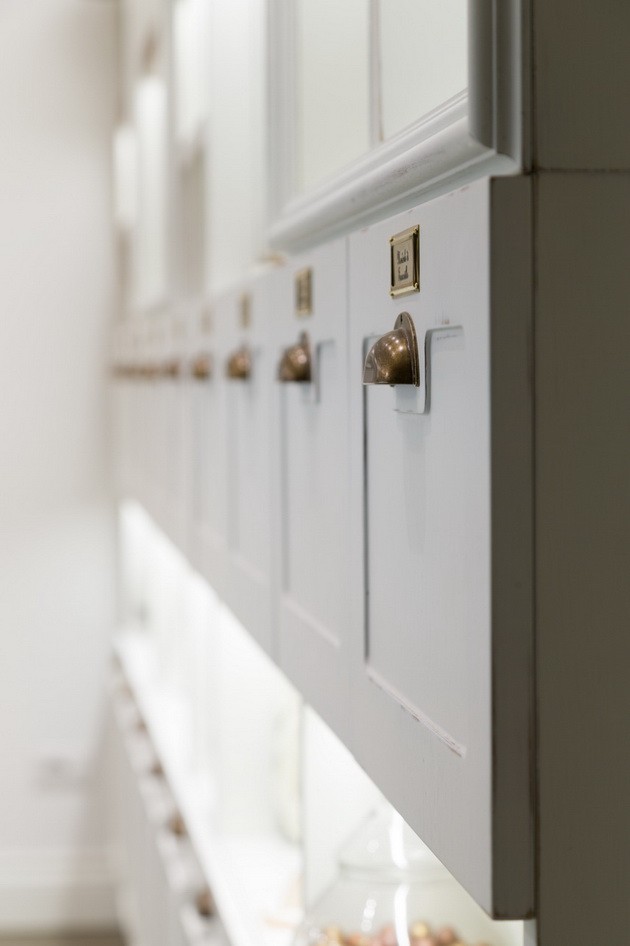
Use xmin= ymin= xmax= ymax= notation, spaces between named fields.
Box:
xmin=191 ymin=353 xmax=212 ymax=380
xmin=195 ymin=887 xmax=215 ymax=918
xmin=162 ymin=358 xmax=181 ymax=379
xmin=226 ymin=345 xmax=252 ymax=380
xmin=362 ymin=311 xmax=420 ymax=387
xmin=168 ymin=811 xmax=187 ymax=838
xmin=277 ymin=332 xmax=311 ymax=383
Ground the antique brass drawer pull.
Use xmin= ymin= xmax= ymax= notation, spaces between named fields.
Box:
xmin=162 ymin=358 xmax=181 ymax=379
xmin=195 ymin=887 xmax=215 ymax=918
xmin=191 ymin=353 xmax=212 ymax=380
xmin=362 ymin=312 xmax=419 ymax=387
xmin=226 ymin=345 xmax=252 ymax=380
xmin=168 ymin=811 xmax=187 ymax=838
xmin=277 ymin=332 xmax=311 ymax=383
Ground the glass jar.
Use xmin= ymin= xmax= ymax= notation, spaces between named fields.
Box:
xmin=294 ymin=806 xmax=523 ymax=946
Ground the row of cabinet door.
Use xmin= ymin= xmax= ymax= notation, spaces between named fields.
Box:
xmin=112 ymin=177 xmax=535 ymax=920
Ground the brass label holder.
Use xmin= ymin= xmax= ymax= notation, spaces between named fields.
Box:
xmin=239 ymin=293 xmax=252 ymax=329
xmin=390 ymin=225 xmax=420 ymax=298
xmin=295 ymin=268 xmax=313 ymax=317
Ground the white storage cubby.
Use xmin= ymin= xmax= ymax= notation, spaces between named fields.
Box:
xmin=109 ymin=528 xmax=305 ymax=946
xmin=109 ymin=608 xmax=527 ymax=946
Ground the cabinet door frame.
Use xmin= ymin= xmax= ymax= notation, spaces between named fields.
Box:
xmin=267 ymin=0 xmax=529 ymax=250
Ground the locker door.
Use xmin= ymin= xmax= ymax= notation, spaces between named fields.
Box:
xmin=221 ymin=281 xmax=275 ymax=654
xmin=348 ymin=179 xmax=534 ymax=917
xmin=274 ymin=241 xmax=351 ymax=740
xmin=188 ymin=314 xmax=225 ymax=589
xmin=188 ymin=307 xmax=230 ymax=598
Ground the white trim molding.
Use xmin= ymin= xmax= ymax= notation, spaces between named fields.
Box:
xmin=267 ymin=0 xmax=526 ymax=251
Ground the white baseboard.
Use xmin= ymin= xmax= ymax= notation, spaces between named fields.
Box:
xmin=0 ymin=846 xmax=116 ymax=932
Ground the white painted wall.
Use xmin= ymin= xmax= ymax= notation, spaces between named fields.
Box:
xmin=0 ymin=0 xmax=117 ymax=930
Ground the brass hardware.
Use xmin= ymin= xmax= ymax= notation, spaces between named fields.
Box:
xmin=195 ymin=888 xmax=215 ymax=918
xmin=362 ymin=312 xmax=419 ymax=387
xmin=239 ymin=293 xmax=252 ymax=329
xmin=277 ymin=332 xmax=311 ymax=383
xmin=226 ymin=345 xmax=252 ymax=380
xmin=162 ymin=358 xmax=181 ymax=379
xmin=191 ymin=353 xmax=212 ymax=380
xmin=168 ymin=811 xmax=187 ymax=838
xmin=390 ymin=225 xmax=420 ymax=298
xmin=295 ymin=268 xmax=313 ymax=317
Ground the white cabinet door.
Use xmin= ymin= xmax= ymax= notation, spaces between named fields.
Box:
xmin=348 ymin=178 xmax=534 ymax=917
xmin=220 ymin=283 xmax=275 ymax=655
xmin=188 ymin=322 xmax=228 ymax=596
xmin=274 ymin=242 xmax=351 ymax=740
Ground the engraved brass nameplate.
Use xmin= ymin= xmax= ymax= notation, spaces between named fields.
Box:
xmin=390 ymin=226 xmax=420 ymax=298
xmin=240 ymin=293 xmax=251 ymax=329
xmin=295 ymin=268 xmax=313 ymax=317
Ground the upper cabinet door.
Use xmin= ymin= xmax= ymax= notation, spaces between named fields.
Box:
xmin=273 ymin=241 xmax=351 ymax=742
xmin=268 ymin=0 xmax=526 ymax=248
xmin=188 ymin=316 xmax=227 ymax=593
xmin=347 ymin=179 xmax=534 ymax=918
xmin=220 ymin=282 xmax=275 ymax=655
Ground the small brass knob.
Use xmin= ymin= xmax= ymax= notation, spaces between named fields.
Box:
xmin=277 ymin=332 xmax=311 ymax=383
xmin=362 ymin=312 xmax=419 ymax=387
xmin=191 ymin=353 xmax=212 ymax=380
xmin=226 ymin=345 xmax=251 ymax=380
xmin=162 ymin=358 xmax=181 ymax=379
xmin=149 ymin=759 xmax=163 ymax=777
xmin=195 ymin=887 xmax=215 ymax=918
xmin=168 ymin=811 xmax=187 ymax=837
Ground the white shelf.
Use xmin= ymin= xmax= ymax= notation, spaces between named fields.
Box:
xmin=113 ymin=627 xmax=303 ymax=946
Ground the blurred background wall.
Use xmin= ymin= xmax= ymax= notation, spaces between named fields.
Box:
xmin=0 ymin=0 xmax=118 ymax=929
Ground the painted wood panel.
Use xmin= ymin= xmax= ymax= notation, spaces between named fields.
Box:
xmin=220 ymin=282 xmax=275 ymax=655
xmin=535 ymin=172 xmax=630 ymax=945
xmin=274 ymin=241 xmax=352 ymax=741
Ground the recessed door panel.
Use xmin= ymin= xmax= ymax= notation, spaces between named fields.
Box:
xmin=276 ymin=240 xmax=351 ymax=740
xmin=348 ymin=179 xmax=534 ymax=917
xmin=222 ymin=282 xmax=274 ymax=654
xmin=365 ymin=330 xmax=488 ymax=748
xmin=189 ymin=322 xmax=228 ymax=594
